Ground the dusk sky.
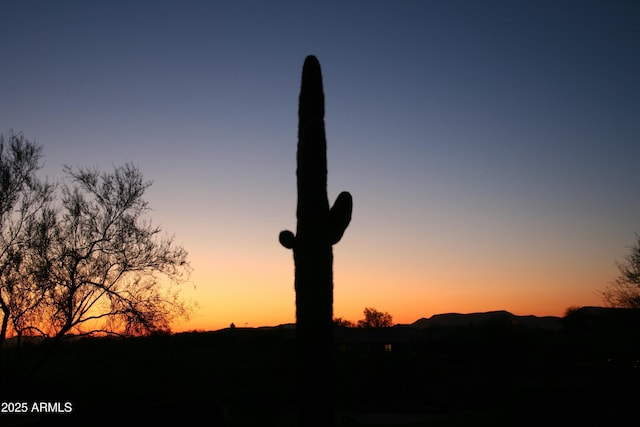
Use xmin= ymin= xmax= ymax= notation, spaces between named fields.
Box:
xmin=2 ymin=1 xmax=639 ymax=331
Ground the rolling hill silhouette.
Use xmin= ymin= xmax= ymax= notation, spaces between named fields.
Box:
xmin=410 ymin=310 xmax=562 ymax=331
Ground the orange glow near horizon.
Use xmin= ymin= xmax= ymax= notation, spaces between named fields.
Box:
xmin=153 ymin=200 xmax=618 ymax=335
xmin=171 ymin=251 xmax=608 ymax=333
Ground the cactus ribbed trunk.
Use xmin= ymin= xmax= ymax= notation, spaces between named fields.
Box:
xmin=279 ymin=55 xmax=352 ymax=427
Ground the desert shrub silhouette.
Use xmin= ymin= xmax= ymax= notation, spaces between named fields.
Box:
xmin=279 ymin=55 xmax=352 ymax=427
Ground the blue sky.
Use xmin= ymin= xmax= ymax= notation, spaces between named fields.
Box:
xmin=2 ymin=1 xmax=639 ymax=330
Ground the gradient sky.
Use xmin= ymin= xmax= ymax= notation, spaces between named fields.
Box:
xmin=2 ymin=1 xmax=639 ymax=331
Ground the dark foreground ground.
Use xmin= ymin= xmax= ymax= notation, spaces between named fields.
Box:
xmin=2 ymin=310 xmax=639 ymax=426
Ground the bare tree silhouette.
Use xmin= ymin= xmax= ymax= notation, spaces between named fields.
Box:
xmin=0 ymin=132 xmax=55 ymax=360
xmin=602 ymin=233 xmax=640 ymax=308
xmin=6 ymin=163 xmax=194 ymax=376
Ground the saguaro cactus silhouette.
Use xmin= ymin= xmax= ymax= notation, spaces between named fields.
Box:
xmin=279 ymin=55 xmax=352 ymax=427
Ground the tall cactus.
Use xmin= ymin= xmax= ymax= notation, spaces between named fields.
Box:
xmin=279 ymin=55 xmax=352 ymax=427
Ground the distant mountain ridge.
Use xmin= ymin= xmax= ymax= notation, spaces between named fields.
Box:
xmin=195 ymin=307 xmax=640 ymax=333
xmin=268 ymin=310 xmax=564 ymax=331
xmin=408 ymin=310 xmax=563 ymax=331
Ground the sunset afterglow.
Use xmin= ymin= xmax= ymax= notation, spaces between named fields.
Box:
xmin=2 ymin=1 xmax=638 ymax=333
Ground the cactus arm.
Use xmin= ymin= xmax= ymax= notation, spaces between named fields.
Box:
xmin=279 ymin=229 xmax=295 ymax=249
xmin=328 ymin=191 xmax=352 ymax=245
